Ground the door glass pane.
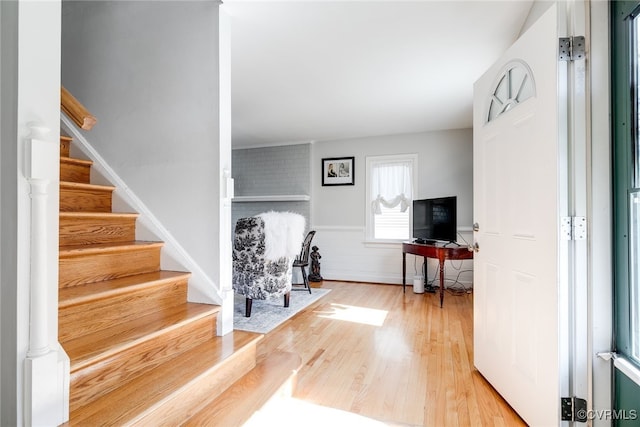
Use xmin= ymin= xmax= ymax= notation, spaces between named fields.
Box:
xmin=631 ymin=15 xmax=640 ymax=364
xmin=630 ymin=192 xmax=640 ymax=362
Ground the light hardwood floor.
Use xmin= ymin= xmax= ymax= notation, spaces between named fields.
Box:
xmin=254 ymin=281 xmax=526 ymax=427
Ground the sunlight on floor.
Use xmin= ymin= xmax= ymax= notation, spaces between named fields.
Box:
xmin=243 ymin=397 xmax=407 ymax=427
xmin=315 ymin=303 xmax=388 ymax=326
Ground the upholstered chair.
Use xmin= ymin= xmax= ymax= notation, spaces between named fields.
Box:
xmin=232 ymin=212 xmax=306 ymax=317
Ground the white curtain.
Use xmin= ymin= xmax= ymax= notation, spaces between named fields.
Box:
xmin=370 ymin=160 xmax=413 ymax=214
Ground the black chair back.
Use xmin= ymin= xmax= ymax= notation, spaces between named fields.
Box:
xmin=297 ymin=230 xmax=316 ymax=264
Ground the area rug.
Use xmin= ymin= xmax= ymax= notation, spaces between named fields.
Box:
xmin=233 ymin=288 xmax=331 ymax=334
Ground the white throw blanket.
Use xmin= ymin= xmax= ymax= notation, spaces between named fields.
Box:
xmin=257 ymin=211 xmax=306 ymax=261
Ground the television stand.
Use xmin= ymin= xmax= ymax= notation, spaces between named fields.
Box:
xmin=402 ymin=241 xmax=473 ymax=307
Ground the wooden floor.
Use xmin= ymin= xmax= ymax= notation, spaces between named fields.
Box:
xmin=253 ymin=281 xmax=526 ymax=427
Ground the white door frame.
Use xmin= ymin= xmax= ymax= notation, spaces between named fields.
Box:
xmin=559 ymin=0 xmax=613 ymax=424
xmin=589 ymin=1 xmax=615 ymax=424
xmin=473 ymin=1 xmax=596 ymax=424
xmin=562 ymin=0 xmax=591 ymax=415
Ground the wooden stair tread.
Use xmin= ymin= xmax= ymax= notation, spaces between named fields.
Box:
xmin=64 ymin=302 xmax=219 ymax=371
xmin=60 ymin=181 xmax=116 ymax=191
xmin=69 ymin=331 xmax=263 ymax=425
xmin=59 ymin=270 xmax=190 ymax=308
xmin=185 ymin=351 xmax=302 ymax=426
xmin=60 ymin=240 xmax=163 ymax=257
xmin=61 ymin=156 xmax=93 ymax=166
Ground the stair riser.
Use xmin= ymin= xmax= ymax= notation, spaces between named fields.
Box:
xmin=60 ymin=160 xmax=91 ymax=184
xmin=132 ymin=343 xmax=257 ymax=427
xmin=60 ymin=187 xmax=112 ymax=213
xmin=69 ymin=313 xmax=217 ymax=413
xmin=59 ymin=246 xmax=161 ymax=288
xmin=60 ymin=138 xmax=71 ymax=157
xmin=68 ymin=332 xmax=258 ymax=425
xmin=60 ymin=216 xmax=136 ymax=246
xmin=59 ymin=279 xmax=188 ymax=343
xmin=193 ymin=377 xmax=297 ymax=427
xmin=184 ymin=351 xmax=301 ymax=426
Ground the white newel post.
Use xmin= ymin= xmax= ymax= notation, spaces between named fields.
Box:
xmin=24 ymin=126 xmax=69 ymax=426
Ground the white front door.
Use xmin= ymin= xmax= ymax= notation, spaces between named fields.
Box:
xmin=473 ymin=5 xmax=567 ymax=426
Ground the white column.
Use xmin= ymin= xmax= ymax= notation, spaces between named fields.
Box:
xmin=23 ymin=128 xmax=69 ymax=427
xmin=27 ymin=177 xmax=50 ymax=358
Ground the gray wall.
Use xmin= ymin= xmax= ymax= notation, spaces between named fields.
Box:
xmin=231 ymin=130 xmax=473 ymax=284
xmin=312 ymin=129 xmax=473 ymax=229
xmin=309 ymin=129 xmax=474 ymax=284
xmin=61 ymin=1 xmax=222 ymax=281
xmin=232 ymin=143 xmax=311 ymax=229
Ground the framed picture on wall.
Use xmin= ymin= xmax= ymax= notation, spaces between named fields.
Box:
xmin=322 ymin=156 xmax=355 ymax=186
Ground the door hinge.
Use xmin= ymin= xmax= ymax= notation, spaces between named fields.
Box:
xmin=559 ymin=36 xmax=586 ymax=61
xmin=561 ymin=397 xmax=588 ymax=422
xmin=561 ymin=216 xmax=587 ymax=240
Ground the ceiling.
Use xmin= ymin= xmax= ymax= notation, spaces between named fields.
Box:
xmin=223 ymin=1 xmax=534 ymax=148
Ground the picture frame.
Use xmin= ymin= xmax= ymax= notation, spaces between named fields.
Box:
xmin=322 ymin=156 xmax=355 ymax=186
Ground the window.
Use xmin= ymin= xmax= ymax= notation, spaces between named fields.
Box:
xmin=613 ymin=1 xmax=640 ymax=368
xmin=365 ymin=154 xmax=417 ymax=242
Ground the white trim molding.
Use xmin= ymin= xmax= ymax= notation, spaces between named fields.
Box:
xmin=233 ymin=194 xmax=310 ymax=202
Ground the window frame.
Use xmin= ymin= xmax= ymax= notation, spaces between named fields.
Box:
xmin=364 ymin=153 xmax=418 ymax=243
xmin=613 ymin=0 xmax=640 ymax=369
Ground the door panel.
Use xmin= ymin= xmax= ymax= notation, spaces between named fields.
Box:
xmin=473 ymin=5 xmax=563 ymax=426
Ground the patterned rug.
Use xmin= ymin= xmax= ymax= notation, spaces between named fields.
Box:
xmin=233 ymin=288 xmax=331 ymax=334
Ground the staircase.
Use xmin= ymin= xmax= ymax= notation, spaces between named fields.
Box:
xmin=58 ymin=135 xmax=300 ymax=425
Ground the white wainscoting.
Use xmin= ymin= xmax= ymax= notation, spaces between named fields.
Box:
xmin=310 ymin=226 xmax=474 ymax=287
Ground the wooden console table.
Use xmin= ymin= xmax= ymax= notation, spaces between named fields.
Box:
xmin=402 ymin=242 xmax=473 ymax=307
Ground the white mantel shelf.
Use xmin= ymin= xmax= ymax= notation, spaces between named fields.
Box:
xmin=232 ymin=195 xmax=311 ymax=202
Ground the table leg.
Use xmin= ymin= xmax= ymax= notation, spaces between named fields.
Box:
xmin=402 ymin=252 xmax=406 ymax=293
xmin=424 ymin=256 xmax=435 ymax=293
xmin=439 ymin=258 xmax=445 ymax=308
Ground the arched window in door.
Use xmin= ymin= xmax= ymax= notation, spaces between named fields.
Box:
xmin=486 ymin=60 xmax=536 ymax=123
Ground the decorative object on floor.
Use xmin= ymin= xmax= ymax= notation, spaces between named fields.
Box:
xmin=322 ymin=156 xmax=355 ymax=186
xmin=232 ymin=212 xmax=306 ymax=317
xmin=293 ymin=230 xmax=315 ymax=294
xmin=233 ymin=288 xmax=331 ymax=334
xmin=309 ymin=245 xmax=323 ymax=282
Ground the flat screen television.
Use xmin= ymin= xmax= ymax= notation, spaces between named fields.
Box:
xmin=412 ymin=196 xmax=457 ymax=244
